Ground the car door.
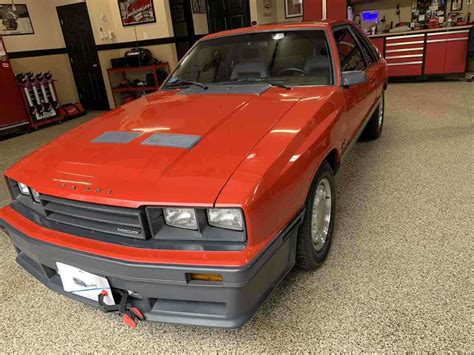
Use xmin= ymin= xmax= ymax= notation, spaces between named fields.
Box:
xmin=350 ymin=25 xmax=386 ymax=106
xmin=332 ymin=26 xmax=374 ymax=143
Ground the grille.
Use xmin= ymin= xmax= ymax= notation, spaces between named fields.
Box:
xmin=41 ymin=195 xmax=149 ymax=240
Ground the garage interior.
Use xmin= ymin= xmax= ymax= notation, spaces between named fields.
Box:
xmin=0 ymin=0 xmax=472 ymax=352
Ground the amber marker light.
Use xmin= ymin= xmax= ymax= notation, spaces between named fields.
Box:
xmin=188 ymin=273 xmax=223 ymax=282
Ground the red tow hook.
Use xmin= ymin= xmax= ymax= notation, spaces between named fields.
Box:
xmin=97 ymin=289 xmax=145 ymax=329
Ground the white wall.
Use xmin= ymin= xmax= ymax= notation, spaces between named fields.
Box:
xmin=3 ymin=0 xmax=178 ymax=109
xmin=2 ymin=0 xmax=66 ymax=52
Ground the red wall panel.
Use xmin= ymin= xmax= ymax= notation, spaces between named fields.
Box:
xmin=327 ymin=0 xmax=347 ymax=20
xmin=304 ymin=0 xmax=322 ymax=21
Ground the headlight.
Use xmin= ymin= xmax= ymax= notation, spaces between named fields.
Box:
xmin=30 ymin=187 xmax=41 ymax=203
xmin=164 ymin=208 xmax=198 ymax=230
xmin=18 ymin=182 xmax=30 ymax=195
xmin=207 ymin=208 xmax=243 ymax=231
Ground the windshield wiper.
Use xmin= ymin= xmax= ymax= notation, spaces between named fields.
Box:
xmin=225 ymin=78 xmax=291 ymax=90
xmin=165 ymin=79 xmax=208 ymax=90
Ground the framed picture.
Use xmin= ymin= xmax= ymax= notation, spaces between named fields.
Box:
xmin=0 ymin=3 xmax=34 ymax=36
xmin=451 ymin=0 xmax=463 ymax=11
xmin=118 ymin=0 xmax=156 ymax=27
xmin=285 ymin=0 xmax=303 ymax=18
xmin=192 ymin=0 xmax=206 ymax=14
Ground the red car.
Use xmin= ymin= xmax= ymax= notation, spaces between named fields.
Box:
xmin=0 ymin=21 xmax=387 ymax=328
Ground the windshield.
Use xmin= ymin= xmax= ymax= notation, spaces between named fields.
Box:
xmin=165 ymin=30 xmax=333 ymax=88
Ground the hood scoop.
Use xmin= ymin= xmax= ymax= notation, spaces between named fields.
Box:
xmin=141 ymin=133 xmax=201 ymax=149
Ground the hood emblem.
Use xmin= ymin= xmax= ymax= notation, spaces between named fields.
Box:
xmin=59 ymin=183 xmax=112 ymax=194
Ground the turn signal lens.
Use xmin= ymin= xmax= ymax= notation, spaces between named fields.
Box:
xmin=18 ymin=182 xmax=30 ymax=195
xmin=164 ymin=208 xmax=198 ymax=230
xmin=207 ymin=208 xmax=243 ymax=231
xmin=189 ymin=273 xmax=223 ymax=282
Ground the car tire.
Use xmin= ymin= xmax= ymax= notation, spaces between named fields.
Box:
xmin=362 ymin=92 xmax=385 ymax=140
xmin=296 ymin=161 xmax=336 ymax=270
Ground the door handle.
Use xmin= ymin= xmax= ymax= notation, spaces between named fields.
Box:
xmin=92 ymin=64 xmax=98 ymax=68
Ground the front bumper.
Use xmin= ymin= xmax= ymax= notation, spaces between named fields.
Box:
xmin=0 ymin=212 xmax=302 ymax=328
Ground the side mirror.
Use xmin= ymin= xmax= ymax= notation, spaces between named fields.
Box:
xmin=342 ymin=71 xmax=368 ymax=87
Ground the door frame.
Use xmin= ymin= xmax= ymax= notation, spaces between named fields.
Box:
xmin=56 ymin=2 xmax=109 ymax=110
xmin=206 ymin=0 xmax=251 ymax=34
xmin=170 ymin=0 xmax=198 ymax=60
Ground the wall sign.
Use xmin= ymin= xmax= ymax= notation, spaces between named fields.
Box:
xmin=285 ymin=0 xmax=303 ymax=18
xmin=0 ymin=3 xmax=34 ymax=36
xmin=118 ymin=0 xmax=156 ymax=27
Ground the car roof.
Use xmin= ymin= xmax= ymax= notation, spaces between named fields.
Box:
xmin=201 ymin=20 xmax=353 ymax=41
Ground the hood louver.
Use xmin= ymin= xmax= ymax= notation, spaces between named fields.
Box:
xmin=92 ymin=132 xmax=201 ymax=149
xmin=141 ymin=133 xmax=201 ymax=149
xmin=92 ymin=131 xmax=141 ymax=144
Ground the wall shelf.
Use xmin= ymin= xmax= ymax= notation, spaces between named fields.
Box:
xmin=107 ymin=63 xmax=170 ymax=107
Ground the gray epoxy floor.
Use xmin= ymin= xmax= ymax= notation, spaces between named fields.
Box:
xmin=0 ymin=82 xmax=472 ymax=352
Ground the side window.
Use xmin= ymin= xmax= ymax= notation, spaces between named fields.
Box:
xmin=332 ymin=27 xmax=366 ymax=72
xmin=350 ymin=27 xmax=377 ymax=65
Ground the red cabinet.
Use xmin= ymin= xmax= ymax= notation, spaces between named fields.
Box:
xmin=304 ymin=0 xmax=347 ymax=21
xmin=384 ymin=34 xmax=425 ymax=77
xmin=370 ymin=37 xmax=385 ymax=56
xmin=0 ymin=37 xmax=29 ymax=132
xmin=425 ymin=41 xmax=447 ymax=74
xmin=425 ymin=29 xmax=470 ymax=75
xmin=368 ymin=27 xmax=472 ymax=78
xmin=445 ymin=39 xmax=469 ymax=73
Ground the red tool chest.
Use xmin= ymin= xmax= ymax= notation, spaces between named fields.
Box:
xmin=0 ymin=36 xmax=29 ymax=132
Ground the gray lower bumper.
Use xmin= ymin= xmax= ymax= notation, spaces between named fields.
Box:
xmin=0 ymin=213 xmax=302 ymax=328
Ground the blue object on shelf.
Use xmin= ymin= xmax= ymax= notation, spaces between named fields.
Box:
xmin=361 ymin=10 xmax=379 ymax=22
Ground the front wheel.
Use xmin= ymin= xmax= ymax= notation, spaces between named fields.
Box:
xmin=296 ymin=161 xmax=336 ymax=270
xmin=362 ymin=93 xmax=385 ymax=140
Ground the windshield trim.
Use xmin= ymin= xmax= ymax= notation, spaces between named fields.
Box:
xmin=161 ymin=28 xmax=336 ymax=89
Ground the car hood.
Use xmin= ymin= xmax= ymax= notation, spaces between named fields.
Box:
xmin=7 ymin=87 xmax=315 ymax=207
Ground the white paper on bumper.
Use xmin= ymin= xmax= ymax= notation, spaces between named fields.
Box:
xmin=56 ymin=262 xmax=115 ymax=305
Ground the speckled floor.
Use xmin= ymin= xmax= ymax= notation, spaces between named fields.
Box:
xmin=0 ymin=82 xmax=473 ymax=352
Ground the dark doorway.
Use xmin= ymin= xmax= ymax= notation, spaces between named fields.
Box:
xmin=207 ymin=0 xmax=250 ymax=33
xmin=57 ymin=3 xmax=109 ymax=110
xmin=170 ymin=0 xmax=197 ymax=60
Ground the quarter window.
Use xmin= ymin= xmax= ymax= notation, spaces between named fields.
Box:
xmin=332 ymin=27 xmax=366 ymax=72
